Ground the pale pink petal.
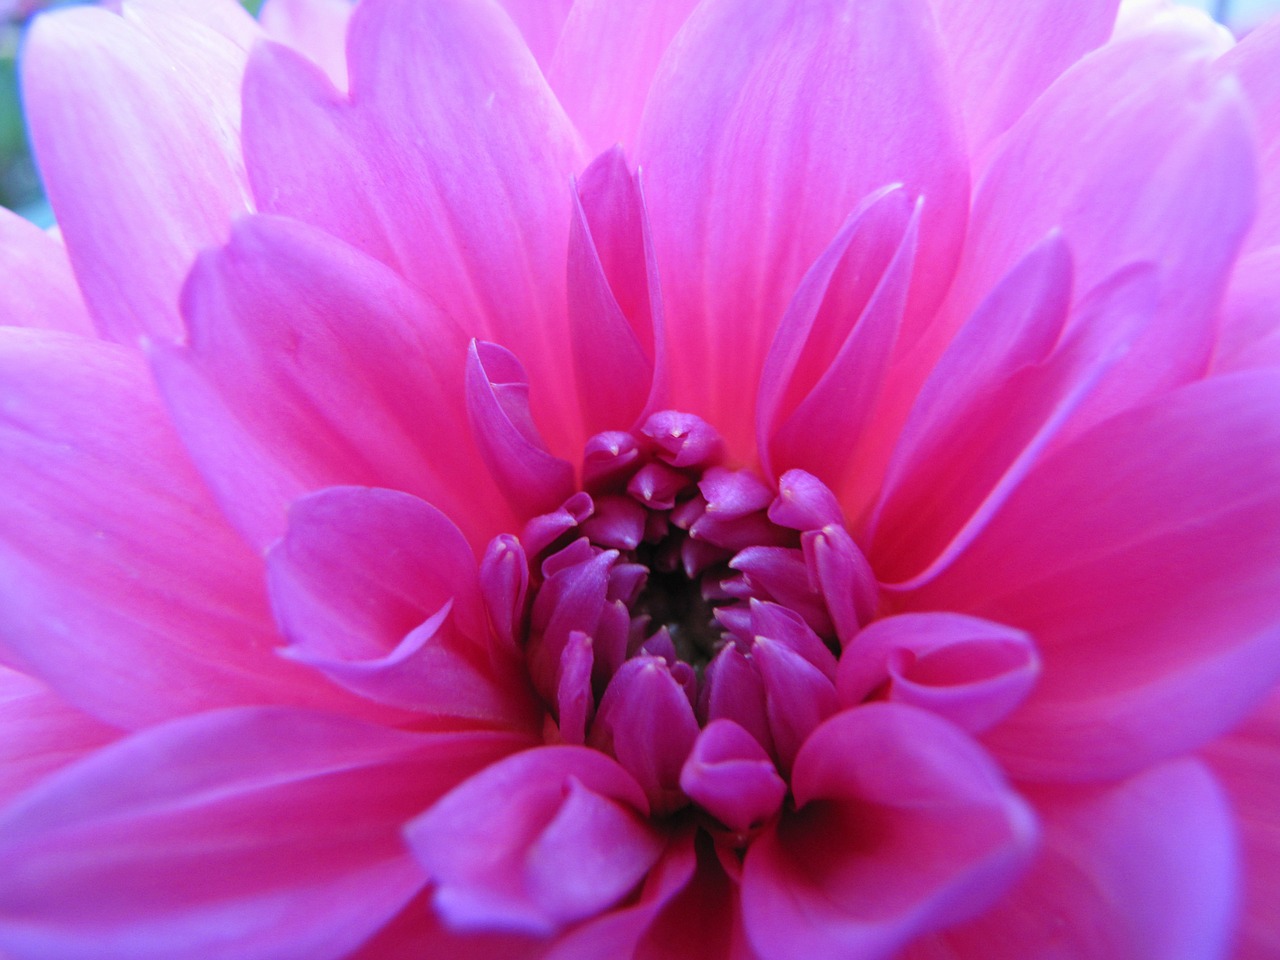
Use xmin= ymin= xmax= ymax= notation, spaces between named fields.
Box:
xmin=406 ymin=746 xmax=664 ymax=936
xmin=908 ymin=372 xmax=1280 ymax=781
xmin=636 ymin=0 xmax=968 ymax=457
xmin=1202 ymin=691 xmax=1280 ymax=960
xmin=0 ymin=708 xmax=527 ymax=960
xmin=914 ymin=760 xmax=1237 ymax=960
xmin=1216 ymin=16 xmax=1280 ymax=251
xmin=120 ymin=0 xmax=260 ymax=49
xmin=0 ymin=207 xmax=94 ymax=336
xmin=742 ymin=704 xmax=1037 ymax=960
xmin=0 ymin=666 xmax=119 ymax=806
xmin=929 ymin=0 xmax=1120 ymax=155
xmin=151 ymin=214 xmax=512 ymax=552
xmin=268 ymin=486 xmax=539 ymax=727
xmin=1214 ymin=247 xmax=1280 ymax=373
xmin=242 ymin=0 xmax=587 ymax=451
xmin=933 ymin=25 xmax=1255 ymax=430
xmin=547 ymin=0 xmax=700 ymax=155
xmin=22 ymin=4 xmax=251 ymax=343
xmin=259 ymin=0 xmax=353 ymax=90
xmin=494 ymin=0 xmax=574 ymax=70
xmin=0 ymin=329 xmax=353 ymax=728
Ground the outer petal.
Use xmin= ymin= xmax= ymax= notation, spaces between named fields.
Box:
xmin=1202 ymin=692 xmax=1280 ymax=960
xmin=0 ymin=667 xmax=118 ymax=806
xmin=494 ymin=0 xmax=574 ymax=69
xmin=0 ymin=329 xmax=348 ymax=728
xmin=151 ymin=214 xmax=512 ymax=552
xmin=911 ymin=761 xmax=1237 ymax=960
xmin=259 ymin=0 xmax=354 ymax=91
xmin=0 ymin=208 xmax=94 ymax=336
xmin=929 ymin=0 xmax=1120 ymax=155
xmin=547 ymin=0 xmax=700 ymax=154
xmin=909 ymin=372 xmax=1280 ymax=781
xmin=636 ymin=0 xmax=967 ymax=457
xmin=1216 ymin=17 xmax=1280 ymax=251
xmin=0 ymin=708 xmax=527 ymax=960
xmin=22 ymin=3 xmax=251 ymax=343
xmin=742 ymin=704 xmax=1037 ymax=960
xmin=933 ymin=25 xmax=1255 ymax=429
xmin=1213 ymin=247 xmax=1280 ymax=373
xmin=268 ymin=487 xmax=538 ymax=728
xmin=242 ymin=0 xmax=587 ymax=450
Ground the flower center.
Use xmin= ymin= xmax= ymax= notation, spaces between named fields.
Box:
xmin=484 ymin=410 xmax=880 ymax=817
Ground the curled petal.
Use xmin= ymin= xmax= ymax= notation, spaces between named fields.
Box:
xmin=743 ymin=704 xmax=1037 ymax=960
xmin=680 ymin=720 xmax=786 ymax=834
xmin=406 ymin=746 xmax=663 ymax=936
xmin=837 ymin=613 xmax=1039 ymax=735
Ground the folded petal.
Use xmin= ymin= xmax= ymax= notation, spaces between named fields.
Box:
xmin=548 ymin=0 xmax=700 ymax=154
xmin=242 ymin=0 xmax=587 ymax=450
xmin=151 ymin=214 xmax=511 ymax=552
xmin=913 ymin=760 xmax=1237 ymax=960
xmin=909 ymin=371 xmax=1280 ymax=781
xmin=268 ymin=487 xmax=537 ymax=727
xmin=0 ymin=329 xmax=349 ymax=728
xmin=935 ymin=25 xmax=1255 ymax=428
xmin=22 ymin=3 xmax=251 ymax=343
xmin=0 ymin=208 xmax=94 ymax=336
xmin=407 ymin=746 xmax=664 ymax=936
xmin=259 ymin=0 xmax=354 ymax=90
xmin=636 ymin=0 xmax=967 ymax=456
xmin=0 ymin=708 xmax=527 ymax=960
xmin=742 ymin=704 xmax=1037 ymax=960
xmin=929 ymin=0 xmax=1120 ymax=155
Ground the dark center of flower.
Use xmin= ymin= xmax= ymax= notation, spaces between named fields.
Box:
xmin=484 ymin=410 xmax=880 ymax=819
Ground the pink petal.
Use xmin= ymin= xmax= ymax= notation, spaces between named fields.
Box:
xmin=0 ymin=666 xmax=119 ymax=807
xmin=1215 ymin=16 xmax=1280 ymax=251
xmin=0 ymin=708 xmax=526 ymax=960
xmin=1202 ymin=692 xmax=1280 ymax=960
xmin=567 ymin=148 xmax=657 ymax=434
xmin=494 ymin=0 xmax=574 ymax=70
xmin=934 ymin=25 xmax=1255 ymax=430
xmin=1213 ymin=247 xmax=1280 ymax=373
xmin=151 ymin=214 xmax=511 ymax=552
xmin=242 ymin=0 xmax=587 ymax=451
xmin=929 ymin=0 xmax=1120 ymax=155
xmin=466 ymin=340 xmax=577 ymax=519
xmin=122 ymin=0 xmax=260 ymax=49
xmin=22 ymin=4 xmax=251 ymax=343
xmin=917 ymin=760 xmax=1237 ymax=960
xmin=742 ymin=704 xmax=1037 ymax=960
xmin=259 ymin=0 xmax=353 ymax=91
xmin=636 ymin=0 xmax=967 ymax=457
xmin=268 ymin=487 xmax=537 ymax=728
xmin=406 ymin=746 xmax=664 ymax=936
xmin=873 ymin=254 xmax=1157 ymax=586
xmin=908 ymin=371 xmax=1280 ymax=781
xmin=0 ymin=329 xmax=350 ymax=728
xmin=0 ymin=208 xmax=94 ymax=336
xmin=679 ymin=720 xmax=786 ymax=834
xmin=349 ymin=892 xmax=548 ymax=960
xmin=837 ymin=613 xmax=1040 ymax=736
xmin=756 ymin=186 xmax=917 ymax=484
xmin=547 ymin=0 xmax=700 ymax=154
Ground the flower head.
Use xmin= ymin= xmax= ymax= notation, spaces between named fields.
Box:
xmin=2 ymin=0 xmax=1280 ymax=958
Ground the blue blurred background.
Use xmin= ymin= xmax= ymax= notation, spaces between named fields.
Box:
xmin=0 ymin=0 xmax=1275 ymax=224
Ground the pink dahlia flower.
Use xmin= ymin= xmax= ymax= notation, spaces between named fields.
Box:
xmin=2 ymin=0 xmax=1280 ymax=957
